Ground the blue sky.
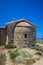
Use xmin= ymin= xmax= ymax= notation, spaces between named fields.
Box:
xmin=0 ymin=0 xmax=43 ymax=38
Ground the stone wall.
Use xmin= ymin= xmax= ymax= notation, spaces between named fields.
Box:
xmin=6 ymin=24 xmax=14 ymax=44
xmin=6 ymin=21 xmax=36 ymax=47
xmin=14 ymin=26 xmax=36 ymax=47
xmin=0 ymin=28 xmax=6 ymax=45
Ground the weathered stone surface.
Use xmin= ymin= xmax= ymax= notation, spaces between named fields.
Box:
xmin=6 ymin=24 xmax=15 ymax=43
xmin=0 ymin=28 xmax=6 ymax=45
xmin=0 ymin=19 xmax=36 ymax=47
xmin=14 ymin=27 xmax=36 ymax=47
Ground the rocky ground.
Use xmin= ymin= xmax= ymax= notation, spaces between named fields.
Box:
xmin=0 ymin=47 xmax=43 ymax=65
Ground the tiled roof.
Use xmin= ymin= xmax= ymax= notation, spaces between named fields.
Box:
xmin=5 ymin=18 xmax=37 ymax=27
xmin=16 ymin=22 xmax=31 ymax=26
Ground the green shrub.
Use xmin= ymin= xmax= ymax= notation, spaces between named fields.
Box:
xmin=5 ymin=44 xmax=16 ymax=49
xmin=10 ymin=48 xmax=20 ymax=59
xmin=31 ymin=46 xmax=40 ymax=51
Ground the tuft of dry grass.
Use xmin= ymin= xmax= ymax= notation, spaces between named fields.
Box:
xmin=0 ymin=53 xmax=6 ymax=65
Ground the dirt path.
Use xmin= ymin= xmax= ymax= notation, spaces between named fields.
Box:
xmin=33 ymin=57 xmax=43 ymax=65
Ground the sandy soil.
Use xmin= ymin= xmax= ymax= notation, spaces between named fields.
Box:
xmin=33 ymin=57 xmax=43 ymax=65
